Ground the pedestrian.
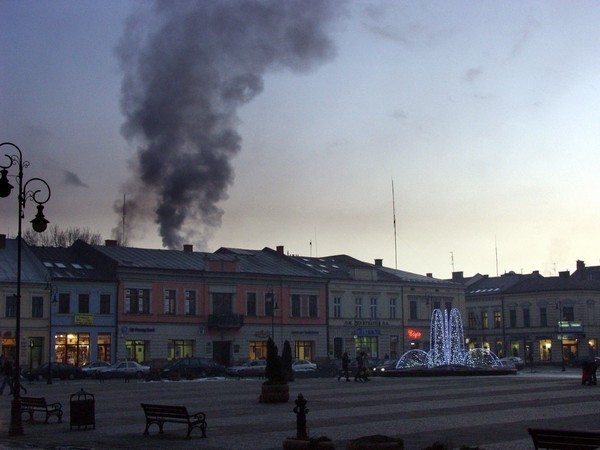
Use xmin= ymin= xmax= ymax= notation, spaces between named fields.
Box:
xmin=338 ymin=352 xmax=350 ymax=382
xmin=591 ymin=359 xmax=598 ymax=386
xmin=581 ymin=358 xmax=592 ymax=385
xmin=0 ymin=357 xmax=13 ymax=395
xmin=354 ymin=352 xmax=364 ymax=382
xmin=361 ymin=352 xmax=371 ymax=382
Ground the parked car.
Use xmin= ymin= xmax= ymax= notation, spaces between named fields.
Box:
xmin=142 ymin=358 xmax=171 ymax=380
xmin=23 ymin=362 xmax=84 ymax=381
xmin=227 ymin=359 xmax=267 ymax=377
xmin=98 ymin=361 xmax=150 ymax=379
xmin=499 ymin=356 xmax=524 ymax=370
xmin=160 ymin=357 xmax=227 ymax=380
xmin=292 ymin=360 xmax=318 ymax=372
xmin=81 ymin=361 xmax=111 ymax=377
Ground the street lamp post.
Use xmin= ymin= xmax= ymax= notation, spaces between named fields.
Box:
xmin=47 ymin=285 xmax=57 ymax=384
xmin=556 ymin=300 xmax=566 ymax=372
xmin=0 ymin=142 xmax=51 ymax=437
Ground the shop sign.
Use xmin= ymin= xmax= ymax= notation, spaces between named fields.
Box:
xmin=344 ymin=320 xmax=390 ymax=326
xmin=407 ymin=328 xmax=422 ymax=340
xmin=74 ymin=313 xmax=94 ymax=326
xmin=255 ymin=330 xmax=269 ymax=338
xmin=353 ymin=328 xmax=381 ymax=336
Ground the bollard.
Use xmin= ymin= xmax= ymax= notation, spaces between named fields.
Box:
xmin=293 ymin=393 xmax=309 ymax=440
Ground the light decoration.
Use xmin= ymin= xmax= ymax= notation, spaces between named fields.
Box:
xmin=396 ymin=308 xmax=503 ymax=370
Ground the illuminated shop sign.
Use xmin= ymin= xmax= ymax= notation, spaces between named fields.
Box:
xmin=407 ymin=328 xmax=422 ymax=340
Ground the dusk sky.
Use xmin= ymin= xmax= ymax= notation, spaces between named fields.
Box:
xmin=1 ymin=0 xmax=599 ymax=280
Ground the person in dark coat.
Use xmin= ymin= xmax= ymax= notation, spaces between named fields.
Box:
xmin=354 ymin=352 xmax=364 ymax=382
xmin=0 ymin=358 xmax=13 ymax=395
xmin=338 ymin=352 xmax=350 ymax=382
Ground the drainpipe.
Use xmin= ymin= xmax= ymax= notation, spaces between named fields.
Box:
xmin=501 ymin=295 xmax=506 ymax=358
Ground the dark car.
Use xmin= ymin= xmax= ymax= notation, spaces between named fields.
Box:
xmin=23 ymin=362 xmax=84 ymax=381
xmin=160 ymin=357 xmax=227 ymax=380
xmin=142 ymin=358 xmax=171 ymax=380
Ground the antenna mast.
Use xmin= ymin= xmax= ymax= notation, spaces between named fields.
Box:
xmin=495 ymin=235 xmax=499 ymax=277
xmin=392 ymin=178 xmax=398 ymax=269
xmin=122 ymin=193 xmax=126 ymax=246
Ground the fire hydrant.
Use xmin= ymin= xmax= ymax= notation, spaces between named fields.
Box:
xmin=293 ymin=393 xmax=309 ymax=439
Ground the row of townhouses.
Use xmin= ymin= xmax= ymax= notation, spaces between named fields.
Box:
xmin=0 ymin=234 xmax=598 ymax=371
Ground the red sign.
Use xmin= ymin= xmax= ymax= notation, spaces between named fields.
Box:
xmin=407 ymin=328 xmax=422 ymax=340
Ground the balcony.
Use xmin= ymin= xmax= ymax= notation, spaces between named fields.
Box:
xmin=208 ymin=313 xmax=244 ymax=329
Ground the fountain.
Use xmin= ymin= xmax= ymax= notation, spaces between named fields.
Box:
xmin=384 ymin=308 xmax=516 ymax=376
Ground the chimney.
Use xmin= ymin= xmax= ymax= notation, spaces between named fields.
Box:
xmin=183 ymin=244 xmax=193 ymax=253
xmin=532 ymin=270 xmax=540 ymax=276
xmin=559 ymin=270 xmax=570 ymax=278
xmin=426 ymin=273 xmax=433 ymax=278
xmin=276 ymin=245 xmax=284 ymax=256
xmin=577 ymin=260 xmax=585 ymax=271
xmin=0 ymin=234 xmax=5 ymax=249
xmin=105 ymin=239 xmax=118 ymax=247
xmin=374 ymin=259 xmax=383 ymax=267
xmin=452 ymin=271 xmax=464 ymax=282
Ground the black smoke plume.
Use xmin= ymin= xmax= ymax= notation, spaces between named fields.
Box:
xmin=113 ymin=0 xmax=341 ymax=249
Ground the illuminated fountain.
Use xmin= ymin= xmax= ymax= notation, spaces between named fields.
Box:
xmin=391 ymin=308 xmax=511 ymax=375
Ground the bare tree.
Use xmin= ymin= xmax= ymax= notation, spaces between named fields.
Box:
xmin=23 ymin=225 xmax=103 ymax=247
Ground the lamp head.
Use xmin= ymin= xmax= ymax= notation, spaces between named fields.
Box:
xmin=30 ymin=204 xmax=49 ymax=233
xmin=0 ymin=169 xmax=13 ymax=198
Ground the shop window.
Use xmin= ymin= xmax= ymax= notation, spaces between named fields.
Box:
xmin=168 ymin=339 xmax=193 ymax=359
xmin=125 ymin=340 xmax=148 ymax=363
xmin=55 ymin=333 xmax=90 ymax=366
xmin=97 ymin=333 xmax=111 ymax=362
xmin=539 ymin=339 xmax=552 ymax=361
xmin=250 ymin=341 xmax=268 ymax=360
xmin=294 ymin=340 xmax=314 ymax=361
xmin=353 ymin=335 xmax=378 ymax=358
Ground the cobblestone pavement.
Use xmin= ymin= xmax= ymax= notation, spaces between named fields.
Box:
xmin=0 ymin=367 xmax=597 ymax=449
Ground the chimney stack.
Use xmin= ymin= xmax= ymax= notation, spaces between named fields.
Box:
xmin=105 ymin=239 xmax=118 ymax=247
xmin=374 ymin=259 xmax=383 ymax=267
xmin=183 ymin=244 xmax=193 ymax=253
xmin=0 ymin=234 xmax=5 ymax=249
xmin=426 ymin=273 xmax=433 ymax=278
xmin=452 ymin=271 xmax=464 ymax=282
xmin=276 ymin=245 xmax=284 ymax=256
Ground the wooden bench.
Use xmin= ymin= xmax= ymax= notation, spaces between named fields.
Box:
xmin=141 ymin=403 xmax=207 ymax=439
xmin=20 ymin=396 xmax=63 ymax=424
xmin=528 ymin=428 xmax=600 ymax=449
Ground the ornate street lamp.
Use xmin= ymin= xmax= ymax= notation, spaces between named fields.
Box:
xmin=0 ymin=142 xmax=51 ymax=436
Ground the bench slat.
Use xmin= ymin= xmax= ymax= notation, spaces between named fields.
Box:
xmin=529 ymin=428 xmax=600 ymax=450
xmin=141 ymin=403 xmax=207 ymax=439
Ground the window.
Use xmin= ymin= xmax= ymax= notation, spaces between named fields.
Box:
xmin=264 ymin=292 xmax=275 ymax=317
xmin=168 ymin=339 xmax=193 ymax=359
xmin=409 ymin=301 xmax=417 ymax=320
xmin=5 ymin=295 xmax=16 ymax=318
xmin=100 ymin=294 xmax=111 ymax=315
xmin=58 ymin=293 xmax=70 ymax=314
xmin=468 ymin=311 xmax=476 ymax=329
xmin=124 ymin=289 xmax=151 ymax=314
xmin=333 ymin=297 xmax=341 ymax=318
xmin=184 ymin=290 xmax=197 ymax=315
xmin=250 ymin=341 xmax=268 ymax=360
xmin=540 ymin=307 xmax=547 ymax=327
xmin=481 ymin=311 xmax=489 ymax=329
xmin=355 ymin=297 xmax=363 ymax=319
xmin=163 ymin=289 xmax=176 ymax=315
xmin=246 ymin=292 xmax=257 ymax=317
xmin=213 ymin=292 xmax=234 ymax=315
xmin=539 ymin=339 xmax=552 ymax=361
xmin=389 ymin=298 xmax=396 ymax=319
xmin=370 ymin=298 xmax=377 ymax=319
xmin=32 ymin=296 xmax=43 ymax=318
xmin=291 ymin=294 xmax=318 ymax=318
xmin=78 ymin=293 xmax=90 ymax=314
xmin=509 ymin=309 xmax=517 ymax=328
xmin=494 ymin=311 xmax=501 ymax=328
xmin=523 ymin=308 xmax=530 ymax=327
xmin=562 ymin=306 xmax=574 ymax=322
xmin=294 ymin=340 xmax=314 ymax=361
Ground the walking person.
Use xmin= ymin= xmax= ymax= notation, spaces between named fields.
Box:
xmin=361 ymin=352 xmax=371 ymax=382
xmin=354 ymin=352 xmax=364 ymax=382
xmin=0 ymin=357 xmax=13 ymax=395
xmin=338 ymin=352 xmax=350 ymax=382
